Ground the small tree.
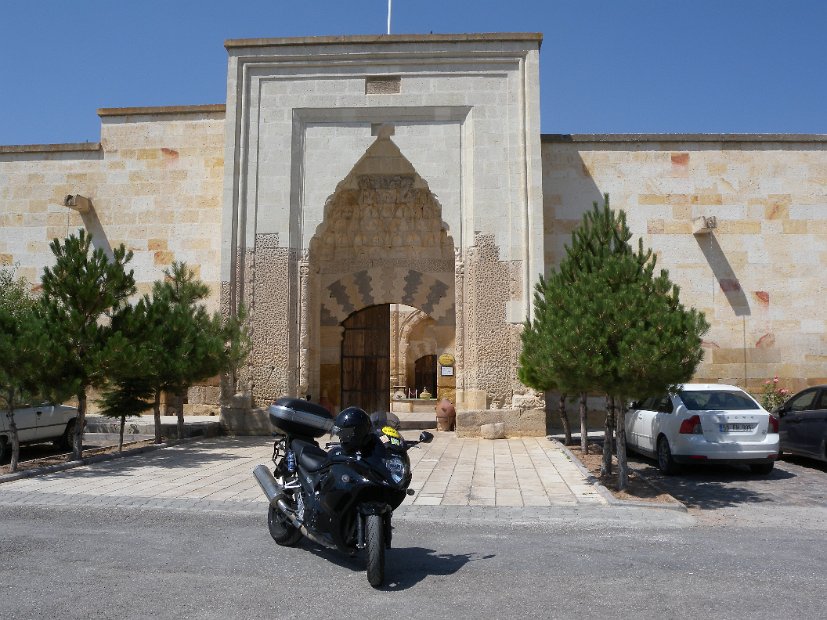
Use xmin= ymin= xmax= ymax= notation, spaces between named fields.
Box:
xmin=0 ymin=267 xmax=50 ymax=471
xmin=518 ymin=302 xmax=572 ymax=445
xmin=107 ymin=262 xmax=250 ymax=443
xmin=521 ymin=206 xmax=618 ymax=454
xmin=39 ymin=230 xmax=135 ymax=460
xmin=520 ymin=197 xmax=708 ymax=489
xmin=97 ymin=368 xmax=153 ymax=452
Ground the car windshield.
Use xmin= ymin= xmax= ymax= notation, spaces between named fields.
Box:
xmin=678 ymin=390 xmax=759 ymax=411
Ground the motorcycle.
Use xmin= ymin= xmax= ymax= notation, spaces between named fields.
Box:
xmin=253 ymin=397 xmax=433 ymax=587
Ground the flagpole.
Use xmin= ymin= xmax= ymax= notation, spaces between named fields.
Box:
xmin=387 ymin=0 xmax=392 ymax=35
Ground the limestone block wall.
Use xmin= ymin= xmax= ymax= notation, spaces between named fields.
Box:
xmin=541 ymin=135 xmax=827 ymax=391
xmin=0 ymin=105 xmax=225 ymax=309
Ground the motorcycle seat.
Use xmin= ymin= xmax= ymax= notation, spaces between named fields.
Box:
xmin=293 ymin=439 xmax=328 ymax=472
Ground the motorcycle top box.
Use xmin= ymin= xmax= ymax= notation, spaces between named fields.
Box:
xmin=268 ymin=397 xmax=333 ymax=438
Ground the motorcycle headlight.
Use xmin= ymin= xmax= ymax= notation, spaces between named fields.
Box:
xmin=384 ymin=455 xmax=408 ymax=485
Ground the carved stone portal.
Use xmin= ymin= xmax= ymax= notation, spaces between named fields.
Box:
xmin=309 ymin=132 xmax=456 ymax=411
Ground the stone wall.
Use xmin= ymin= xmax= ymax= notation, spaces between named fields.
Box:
xmin=0 ymin=105 xmax=225 ymax=309
xmin=542 ymin=134 xmax=827 ymax=392
xmin=4 ymin=35 xmax=827 ymax=421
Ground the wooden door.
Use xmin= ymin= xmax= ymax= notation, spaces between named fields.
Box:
xmin=341 ymin=305 xmax=390 ymax=413
xmin=414 ymin=354 xmax=437 ymax=396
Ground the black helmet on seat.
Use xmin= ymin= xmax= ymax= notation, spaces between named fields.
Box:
xmin=333 ymin=407 xmax=372 ymax=452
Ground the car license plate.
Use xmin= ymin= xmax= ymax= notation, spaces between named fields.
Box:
xmin=720 ymin=423 xmax=754 ymax=432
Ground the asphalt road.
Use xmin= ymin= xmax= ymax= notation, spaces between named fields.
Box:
xmin=1 ymin=503 xmax=825 ymax=620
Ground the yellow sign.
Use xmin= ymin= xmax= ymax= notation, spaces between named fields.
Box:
xmin=438 ymin=353 xmax=455 ymax=367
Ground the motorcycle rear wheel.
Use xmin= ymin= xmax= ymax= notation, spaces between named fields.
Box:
xmin=268 ymin=504 xmax=303 ymax=547
xmin=365 ymin=514 xmax=385 ymax=587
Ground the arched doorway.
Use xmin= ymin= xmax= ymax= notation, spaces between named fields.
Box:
xmin=414 ymin=354 xmax=437 ymax=396
xmin=310 ymin=128 xmax=456 ymax=413
xmin=341 ymin=305 xmax=390 ymax=413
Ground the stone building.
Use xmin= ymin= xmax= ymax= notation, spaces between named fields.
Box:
xmin=1 ymin=34 xmax=825 ymax=430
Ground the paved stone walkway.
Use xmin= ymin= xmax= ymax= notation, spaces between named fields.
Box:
xmin=405 ymin=433 xmax=604 ymax=507
xmin=0 ymin=434 xmax=606 ymax=513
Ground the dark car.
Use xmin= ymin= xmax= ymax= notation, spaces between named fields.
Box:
xmin=775 ymin=386 xmax=827 ymax=463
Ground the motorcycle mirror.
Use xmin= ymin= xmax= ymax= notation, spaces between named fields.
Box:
xmin=419 ymin=431 xmax=434 ymax=444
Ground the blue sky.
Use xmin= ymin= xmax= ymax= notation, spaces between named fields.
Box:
xmin=2 ymin=0 xmax=825 ymax=145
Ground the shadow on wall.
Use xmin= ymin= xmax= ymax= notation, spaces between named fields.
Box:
xmin=544 ymin=144 xmax=751 ymax=318
xmin=542 ymin=147 xmax=606 ymax=271
xmin=695 ymin=233 xmax=750 ymax=317
xmin=81 ymin=210 xmax=114 ymax=260
xmin=64 ymin=194 xmax=114 ymax=260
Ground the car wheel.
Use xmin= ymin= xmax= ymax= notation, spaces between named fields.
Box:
xmin=656 ymin=436 xmax=679 ymax=475
xmin=0 ymin=436 xmax=9 ymax=464
xmin=749 ymin=462 xmax=774 ymax=475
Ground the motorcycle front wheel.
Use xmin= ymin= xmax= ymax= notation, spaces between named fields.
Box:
xmin=365 ymin=514 xmax=385 ymax=587
xmin=268 ymin=503 xmax=303 ymax=547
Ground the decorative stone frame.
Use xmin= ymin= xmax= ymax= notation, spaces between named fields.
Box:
xmin=221 ymin=35 xmax=544 ymax=411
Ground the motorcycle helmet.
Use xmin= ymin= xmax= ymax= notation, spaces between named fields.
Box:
xmin=333 ymin=406 xmax=372 ymax=453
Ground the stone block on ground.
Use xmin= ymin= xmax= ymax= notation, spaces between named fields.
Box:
xmin=480 ymin=422 xmax=506 ymax=440
xmin=456 ymin=408 xmax=548 ymax=438
xmin=220 ymin=406 xmax=272 ymax=436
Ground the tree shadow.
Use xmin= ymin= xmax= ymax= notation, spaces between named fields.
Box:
xmin=59 ymin=436 xmax=270 ymax=477
xmin=628 ymin=452 xmax=795 ymax=510
xmin=301 ymin=541 xmax=489 ymax=590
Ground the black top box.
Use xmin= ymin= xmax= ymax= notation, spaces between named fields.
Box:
xmin=269 ymin=397 xmax=334 ymax=438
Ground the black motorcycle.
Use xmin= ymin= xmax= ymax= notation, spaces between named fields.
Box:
xmin=253 ymin=397 xmax=433 ymax=587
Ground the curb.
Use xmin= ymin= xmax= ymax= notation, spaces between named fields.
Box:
xmin=0 ymin=438 xmax=199 ymax=485
xmin=549 ymin=437 xmax=688 ymax=512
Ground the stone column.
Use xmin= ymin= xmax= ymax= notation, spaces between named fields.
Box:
xmin=249 ymin=233 xmax=293 ymax=405
xmin=463 ymin=234 xmax=514 ymax=410
xmin=298 ymin=256 xmax=310 ymax=397
xmin=453 ymin=249 xmax=466 ymax=406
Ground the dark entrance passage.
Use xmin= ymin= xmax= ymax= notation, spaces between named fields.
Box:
xmin=341 ymin=305 xmax=390 ymax=413
xmin=414 ymin=354 xmax=437 ymax=396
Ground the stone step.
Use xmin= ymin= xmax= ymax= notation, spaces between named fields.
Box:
xmin=394 ymin=412 xmax=438 ymax=431
xmin=86 ymin=413 xmax=434 ymax=437
xmin=85 ymin=415 xmax=221 ymax=439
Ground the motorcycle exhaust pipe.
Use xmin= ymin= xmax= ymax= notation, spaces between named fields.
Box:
xmin=253 ymin=464 xmax=285 ymax=508
xmin=275 ymin=496 xmax=337 ymax=550
xmin=252 ymin=464 xmax=337 ymax=550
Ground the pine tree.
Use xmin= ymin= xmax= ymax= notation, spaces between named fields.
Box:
xmin=39 ymin=230 xmax=136 ymax=460
xmin=97 ymin=372 xmax=153 ymax=452
xmin=105 ymin=262 xmax=249 ymax=443
xmin=518 ymin=288 xmax=573 ymax=444
xmin=519 ymin=196 xmax=708 ymax=489
xmin=0 ymin=267 xmax=52 ymax=471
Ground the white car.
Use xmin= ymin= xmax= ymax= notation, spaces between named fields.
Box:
xmin=0 ymin=403 xmax=78 ymax=463
xmin=625 ymin=384 xmax=779 ymax=475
